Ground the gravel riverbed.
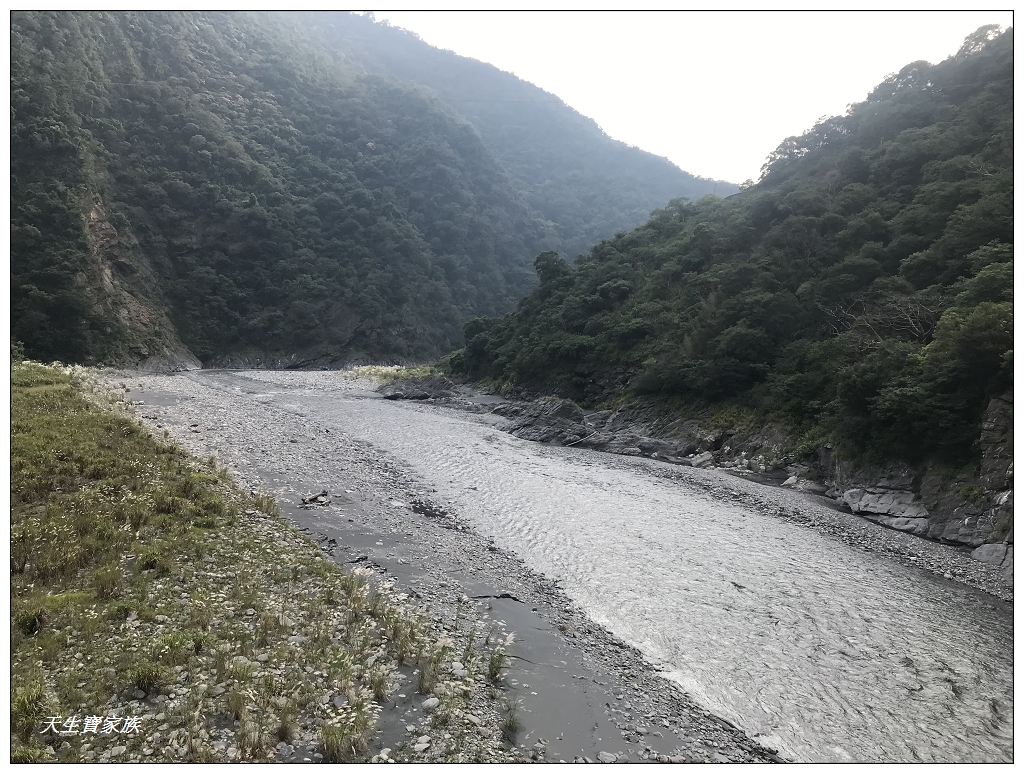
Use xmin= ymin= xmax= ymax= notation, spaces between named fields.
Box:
xmin=99 ymin=368 xmax=1012 ymax=763
xmin=100 ymin=368 xmax=783 ymax=764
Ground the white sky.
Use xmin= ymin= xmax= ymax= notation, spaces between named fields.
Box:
xmin=372 ymin=11 xmax=1013 ymax=183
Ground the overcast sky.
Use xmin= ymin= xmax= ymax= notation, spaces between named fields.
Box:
xmin=373 ymin=11 xmax=1013 ymax=184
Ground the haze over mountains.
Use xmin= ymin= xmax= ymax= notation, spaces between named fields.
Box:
xmin=306 ymin=12 xmax=735 ymax=259
xmin=11 ymin=10 xmax=732 ymax=368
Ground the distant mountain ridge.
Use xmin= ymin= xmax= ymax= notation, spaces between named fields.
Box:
xmin=307 ymin=12 xmax=737 ymax=258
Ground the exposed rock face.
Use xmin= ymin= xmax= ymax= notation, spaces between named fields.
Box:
xmin=82 ymin=193 xmax=202 ymax=370
xmin=493 ymin=398 xmax=588 ymax=444
xmin=376 ymin=376 xmax=458 ymax=400
xmin=971 ymin=543 xmax=1014 ymax=580
xmin=979 ymin=392 xmax=1013 ymax=545
xmin=910 ymin=392 xmax=1013 ymax=548
xmin=810 ymin=394 xmax=1012 ymax=565
xmin=841 ymin=488 xmax=929 ymax=519
xmin=838 ymin=487 xmax=931 ymax=537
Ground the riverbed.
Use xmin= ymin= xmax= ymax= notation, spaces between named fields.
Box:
xmin=112 ymin=369 xmax=1013 ymax=763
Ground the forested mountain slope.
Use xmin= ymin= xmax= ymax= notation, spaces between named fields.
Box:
xmin=12 ymin=11 xmax=547 ymax=366
xmin=307 ymin=12 xmax=736 ymax=259
xmin=449 ymin=27 xmax=1012 ymax=470
xmin=12 ymin=11 xmax=723 ymax=368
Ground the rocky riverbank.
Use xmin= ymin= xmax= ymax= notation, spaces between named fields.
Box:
xmin=11 ymin=363 xmax=537 ymax=764
xmin=404 ymin=382 xmax=1012 ymax=586
xmin=98 ymin=368 xmax=784 ymax=764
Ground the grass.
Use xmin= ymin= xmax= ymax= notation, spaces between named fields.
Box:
xmin=155 ymin=632 xmax=194 ymax=666
xmin=250 ymin=489 xmax=279 ymax=517
xmin=11 ymin=363 xmax=232 ymax=592
xmin=320 ymin=692 xmax=377 ymax=762
xmin=124 ymin=659 xmax=172 ymax=694
xmin=93 ymin=563 xmax=122 ymax=599
xmin=11 ymin=679 xmax=54 ymax=742
xmin=276 ymin=702 xmax=297 ymax=743
xmin=500 ymin=695 xmax=522 ymax=745
xmin=345 ymin=364 xmax=442 ymax=384
xmin=487 ymin=646 xmax=509 ymax=684
xmin=9 ymin=361 xmax=523 ymax=763
xmin=368 ymin=666 xmax=391 ymax=703
xmin=226 ymin=686 xmax=249 ymax=721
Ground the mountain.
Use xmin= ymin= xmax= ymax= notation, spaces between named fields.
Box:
xmin=10 ymin=11 xmax=730 ymax=368
xmin=447 ymin=26 xmax=1012 ymax=472
xmin=302 ymin=12 xmax=736 ymax=258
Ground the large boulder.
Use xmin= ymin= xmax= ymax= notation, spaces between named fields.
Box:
xmin=494 ymin=397 xmax=588 ymax=444
xmin=971 ymin=543 xmax=1013 ymax=579
xmin=841 ymin=488 xmax=929 ymax=519
xmin=691 ymin=451 xmax=715 ymax=468
xmin=839 ymin=487 xmax=936 ymax=536
xmin=879 ymin=516 xmax=930 ymax=537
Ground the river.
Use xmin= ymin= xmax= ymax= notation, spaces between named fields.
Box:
xmin=146 ymin=370 xmax=1015 ymax=762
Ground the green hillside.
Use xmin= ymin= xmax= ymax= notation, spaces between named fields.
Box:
xmin=305 ymin=12 xmax=737 ymax=258
xmin=447 ymin=27 xmax=1013 ymax=466
xmin=11 ymin=11 xmax=550 ymax=366
xmin=12 ymin=11 xmax=725 ymax=368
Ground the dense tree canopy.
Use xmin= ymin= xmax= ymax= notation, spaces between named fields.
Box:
xmin=304 ymin=11 xmax=736 ymax=259
xmin=12 ymin=11 xmax=721 ymax=366
xmin=447 ymin=28 xmax=1013 ymax=466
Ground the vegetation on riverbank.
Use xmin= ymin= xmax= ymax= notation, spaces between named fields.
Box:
xmin=10 ymin=361 xmax=518 ymax=763
xmin=343 ymin=364 xmax=444 ymax=383
xmin=444 ymin=27 xmax=1013 ymax=470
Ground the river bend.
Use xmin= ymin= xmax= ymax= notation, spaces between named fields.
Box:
xmin=184 ymin=371 xmax=1014 ymax=762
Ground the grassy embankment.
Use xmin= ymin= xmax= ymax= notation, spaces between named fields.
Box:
xmin=10 ymin=362 xmax=516 ymax=763
xmin=344 ymin=364 xmax=444 ymax=382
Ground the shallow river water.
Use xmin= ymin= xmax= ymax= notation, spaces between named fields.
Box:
xmin=191 ymin=371 xmax=1013 ymax=762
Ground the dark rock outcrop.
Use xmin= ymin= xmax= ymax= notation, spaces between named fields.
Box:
xmin=971 ymin=543 xmax=1014 ymax=580
xmin=493 ymin=398 xmax=588 ymax=444
xmin=377 ymin=375 xmax=458 ymax=400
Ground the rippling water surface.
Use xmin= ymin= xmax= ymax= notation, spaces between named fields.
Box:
xmin=208 ymin=372 xmax=1013 ymax=762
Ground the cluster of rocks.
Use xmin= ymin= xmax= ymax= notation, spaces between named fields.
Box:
xmin=493 ymin=398 xmax=713 ymax=465
xmin=819 ymin=442 xmax=1014 ymax=580
xmin=376 ymin=375 xmax=459 ymax=401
